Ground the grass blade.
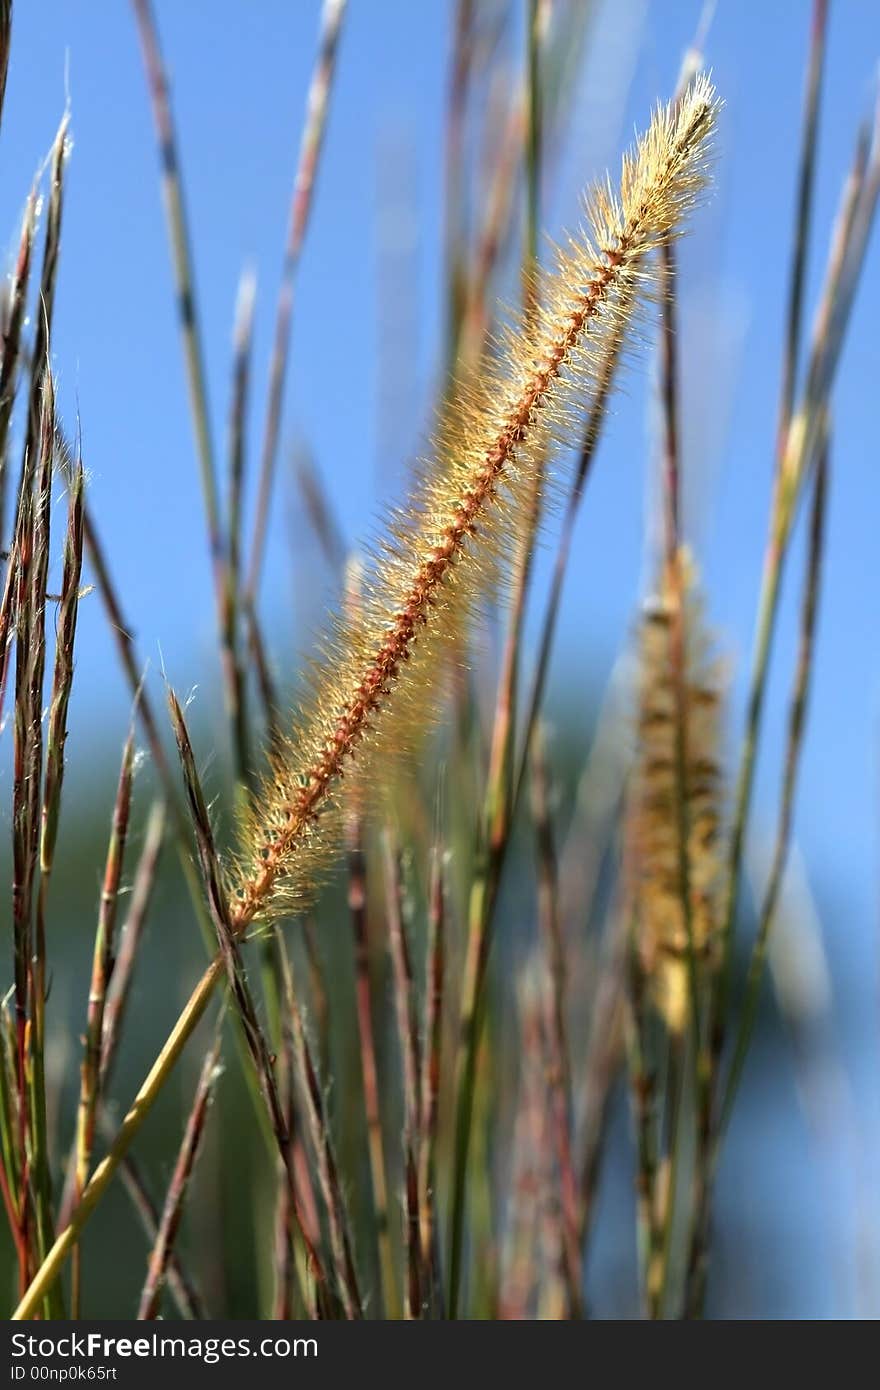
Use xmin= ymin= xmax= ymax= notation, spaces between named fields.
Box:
xmin=72 ymin=730 xmax=136 ymax=1314
xmin=245 ymin=0 xmax=348 ymax=601
xmin=137 ymin=1026 xmax=222 ymax=1319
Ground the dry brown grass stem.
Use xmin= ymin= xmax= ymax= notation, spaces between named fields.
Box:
xmin=530 ymin=730 xmax=581 ymax=1316
xmin=383 ymin=837 xmax=422 ymax=1318
xmin=417 ymin=845 xmax=446 ymax=1313
xmin=137 ymin=1027 xmax=222 ymax=1320
xmin=246 ymin=0 xmax=348 ymax=601
xmin=166 ymin=688 xmax=332 ymax=1317
xmin=274 ymin=932 xmax=363 ymax=1320
xmin=347 ymin=809 xmax=396 ymax=1316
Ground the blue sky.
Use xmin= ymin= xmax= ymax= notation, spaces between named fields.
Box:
xmin=2 ymin=0 xmax=879 ymax=1311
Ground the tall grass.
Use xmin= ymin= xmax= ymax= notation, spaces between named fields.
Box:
xmin=1 ymin=0 xmax=878 ymax=1321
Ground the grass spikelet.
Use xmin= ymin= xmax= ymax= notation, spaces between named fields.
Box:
xmin=631 ymin=549 xmax=724 ymax=1035
xmin=230 ymin=78 xmax=720 ymax=934
xmin=0 ymin=190 xmax=37 ymax=531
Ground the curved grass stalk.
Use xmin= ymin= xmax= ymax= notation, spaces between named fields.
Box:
xmin=13 ymin=954 xmax=225 ymax=1321
xmin=13 ymin=78 xmax=718 ymax=1319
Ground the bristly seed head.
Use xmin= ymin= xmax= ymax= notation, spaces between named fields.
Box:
xmin=229 ymin=77 xmax=721 ymax=932
xmin=631 ymin=547 xmax=725 ymax=1034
